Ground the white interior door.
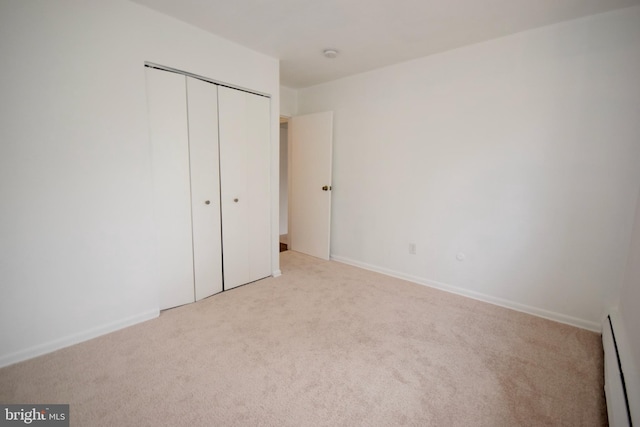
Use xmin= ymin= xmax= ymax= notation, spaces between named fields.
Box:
xmin=145 ymin=68 xmax=194 ymax=309
xmin=218 ymin=87 xmax=271 ymax=290
xmin=290 ymin=112 xmax=333 ymax=260
xmin=186 ymin=77 xmax=223 ymax=300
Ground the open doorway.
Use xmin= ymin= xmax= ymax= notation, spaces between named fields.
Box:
xmin=279 ymin=117 xmax=289 ymax=252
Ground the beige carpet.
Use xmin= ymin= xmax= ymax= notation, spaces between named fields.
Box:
xmin=0 ymin=251 xmax=606 ymax=426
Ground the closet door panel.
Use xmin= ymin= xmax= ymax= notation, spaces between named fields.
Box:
xmin=218 ymin=87 xmax=251 ymax=289
xmin=145 ymin=68 xmax=194 ymax=310
xmin=245 ymin=93 xmax=271 ymax=282
xmin=186 ymin=77 xmax=223 ymax=300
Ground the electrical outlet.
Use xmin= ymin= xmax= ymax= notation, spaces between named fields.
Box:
xmin=409 ymin=243 xmax=416 ymax=255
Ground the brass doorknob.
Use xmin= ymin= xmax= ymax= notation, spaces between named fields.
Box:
xmin=233 ymin=198 xmax=239 ymax=203
xmin=322 ymin=185 xmax=332 ymax=191
xmin=205 ymin=200 xmax=210 ymax=205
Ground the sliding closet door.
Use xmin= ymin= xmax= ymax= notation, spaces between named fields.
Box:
xmin=145 ymin=68 xmax=194 ymax=310
xmin=218 ymin=87 xmax=271 ymax=290
xmin=186 ymin=77 xmax=223 ymax=300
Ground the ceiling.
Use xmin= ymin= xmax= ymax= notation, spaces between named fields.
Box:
xmin=131 ymin=0 xmax=640 ymax=89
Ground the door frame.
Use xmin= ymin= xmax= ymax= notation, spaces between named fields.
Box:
xmin=280 ymin=115 xmax=292 ymax=250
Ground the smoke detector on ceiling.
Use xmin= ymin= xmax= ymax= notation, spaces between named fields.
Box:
xmin=323 ymin=49 xmax=338 ymax=59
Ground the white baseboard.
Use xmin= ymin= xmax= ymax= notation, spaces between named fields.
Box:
xmin=272 ymin=269 xmax=282 ymax=278
xmin=330 ymin=254 xmax=600 ymax=332
xmin=0 ymin=309 xmax=159 ymax=369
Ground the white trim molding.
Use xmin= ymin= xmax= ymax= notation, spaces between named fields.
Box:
xmin=0 ymin=309 xmax=159 ymax=369
xmin=330 ymin=254 xmax=600 ymax=332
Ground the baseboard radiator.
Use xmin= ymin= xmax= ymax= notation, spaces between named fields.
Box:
xmin=603 ymin=314 xmax=637 ymax=427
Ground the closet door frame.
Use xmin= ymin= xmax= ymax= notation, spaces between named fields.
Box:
xmin=146 ymin=63 xmax=273 ymax=302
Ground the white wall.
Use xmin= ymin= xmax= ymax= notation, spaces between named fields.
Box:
xmin=0 ymin=0 xmax=279 ymax=367
xmin=279 ymin=123 xmax=289 ymax=236
xmin=280 ymin=86 xmax=298 ymax=117
xmin=297 ymin=6 xmax=640 ymax=330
